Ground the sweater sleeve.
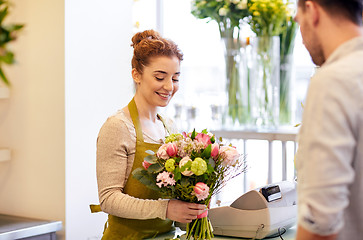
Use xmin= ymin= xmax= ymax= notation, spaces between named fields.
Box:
xmin=96 ymin=115 xmax=169 ymax=220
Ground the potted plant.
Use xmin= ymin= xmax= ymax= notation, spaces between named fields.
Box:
xmin=0 ymin=0 xmax=24 ymax=86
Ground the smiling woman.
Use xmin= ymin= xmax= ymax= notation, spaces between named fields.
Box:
xmin=90 ymin=29 xmax=207 ymax=239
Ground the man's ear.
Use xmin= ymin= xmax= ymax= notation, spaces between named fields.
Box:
xmin=132 ymin=68 xmax=141 ymax=84
xmin=305 ymin=1 xmax=320 ymax=26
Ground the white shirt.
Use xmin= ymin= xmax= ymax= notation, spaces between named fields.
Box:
xmin=296 ymin=37 xmax=363 ymax=239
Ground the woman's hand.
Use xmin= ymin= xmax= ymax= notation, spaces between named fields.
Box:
xmin=166 ymin=199 xmax=207 ymax=223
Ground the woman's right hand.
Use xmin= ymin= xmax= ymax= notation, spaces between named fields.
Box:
xmin=166 ymin=199 xmax=207 ymax=223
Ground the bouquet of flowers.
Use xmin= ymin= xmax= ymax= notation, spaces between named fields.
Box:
xmin=133 ymin=129 xmax=246 ymax=240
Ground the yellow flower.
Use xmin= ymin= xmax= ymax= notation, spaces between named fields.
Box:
xmin=191 ymin=157 xmax=207 ymax=176
xmin=253 ymin=11 xmax=261 ymax=16
xmin=165 ymin=159 xmax=175 ymax=172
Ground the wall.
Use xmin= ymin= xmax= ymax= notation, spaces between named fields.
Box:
xmin=0 ymin=0 xmax=66 ymax=239
xmin=0 ymin=0 xmax=133 ymax=239
xmin=65 ymin=0 xmax=133 ymax=239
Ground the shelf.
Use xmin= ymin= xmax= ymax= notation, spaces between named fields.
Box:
xmin=0 ymin=87 xmax=10 ymax=99
xmin=0 ymin=214 xmax=62 ymax=239
xmin=0 ymin=148 xmax=11 ymax=162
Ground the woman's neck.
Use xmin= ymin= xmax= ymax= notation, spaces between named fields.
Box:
xmin=133 ymin=95 xmax=158 ymax=122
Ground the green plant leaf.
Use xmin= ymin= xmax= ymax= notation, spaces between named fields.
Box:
xmin=0 ymin=6 xmax=8 ymax=24
xmin=181 ymin=177 xmax=191 ymax=187
xmin=147 ymin=163 xmax=164 ymax=173
xmin=145 ymin=150 xmax=155 ymax=155
xmin=144 ymin=154 xmax=157 ymax=164
xmin=174 ymin=171 xmax=182 ymax=182
xmin=0 ymin=67 xmax=9 ymax=86
xmin=191 ymin=128 xmax=196 ymax=140
xmin=201 ymin=144 xmax=211 ymax=159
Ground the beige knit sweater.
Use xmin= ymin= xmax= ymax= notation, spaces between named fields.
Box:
xmin=96 ymin=109 xmax=177 ymax=220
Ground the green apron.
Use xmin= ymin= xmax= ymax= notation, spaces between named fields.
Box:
xmin=90 ymin=98 xmax=172 ymax=239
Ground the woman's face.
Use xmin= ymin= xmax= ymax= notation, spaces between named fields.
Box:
xmin=134 ymin=55 xmax=180 ymax=108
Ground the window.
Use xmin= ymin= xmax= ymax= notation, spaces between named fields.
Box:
xmin=133 ymin=0 xmax=314 ymax=202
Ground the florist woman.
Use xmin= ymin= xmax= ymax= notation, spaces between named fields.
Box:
xmin=90 ymin=30 xmax=206 ymax=239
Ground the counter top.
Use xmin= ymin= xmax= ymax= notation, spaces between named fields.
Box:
xmin=150 ymin=226 xmax=296 ymax=240
xmin=0 ymin=214 xmax=62 ymax=240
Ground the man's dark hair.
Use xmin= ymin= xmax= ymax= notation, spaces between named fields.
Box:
xmin=298 ymin=0 xmax=363 ymax=25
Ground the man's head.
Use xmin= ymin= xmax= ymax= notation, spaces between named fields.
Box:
xmin=295 ymin=0 xmax=363 ymax=66
xmin=297 ymin=0 xmax=363 ymax=25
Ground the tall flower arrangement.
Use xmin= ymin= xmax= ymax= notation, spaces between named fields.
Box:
xmin=191 ymin=0 xmax=251 ymax=125
xmin=133 ymin=129 xmax=246 ymax=240
xmin=247 ymin=0 xmax=290 ymax=127
xmin=0 ymin=1 xmax=24 ymax=86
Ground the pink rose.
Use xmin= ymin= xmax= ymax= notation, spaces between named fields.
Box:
xmin=211 ymin=143 xmax=219 ymax=159
xmin=195 ymin=133 xmax=212 ymax=148
xmin=142 ymin=160 xmax=152 ymax=170
xmin=157 ymin=144 xmax=169 ymax=160
xmin=193 ymin=182 xmax=209 ymax=201
xmin=166 ymin=142 xmax=178 ymax=157
xmin=219 ymin=146 xmax=240 ymax=167
xmin=179 ymin=156 xmax=193 ymax=176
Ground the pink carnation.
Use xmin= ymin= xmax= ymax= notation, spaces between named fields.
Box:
xmin=195 ymin=133 xmax=212 ymax=148
xmin=156 ymin=171 xmax=176 ymax=188
xmin=192 ymin=182 xmax=209 ymax=201
xmin=157 ymin=144 xmax=169 ymax=160
xmin=142 ymin=160 xmax=152 ymax=170
xmin=219 ymin=146 xmax=240 ymax=167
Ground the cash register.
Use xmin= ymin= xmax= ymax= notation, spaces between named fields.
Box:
xmin=208 ymin=180 xmax=297 ymax=239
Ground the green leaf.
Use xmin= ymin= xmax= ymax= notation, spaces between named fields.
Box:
xmin=0 ymin=67 xmax=9 ymax=86
xmin=201 ymin=129 xmax=208 ymax=134
xmin=132 ymin=168 xmax=160 ymax=191
xmin=147 ymin=163 xmax=164 ymax=173
xmin=174 ymin=171 xmax=182 ymax=182
xmin=181 ymin=177 xmax=191 ymax=187
xmin=145 ymin=150 xmax=155 ymax=155
xmin=191 ymin=128 xmax=196 ymax=140
xmin=1 ymin=50 xmax=14 ymax=64
xmin=201 ymin=144 xmax=211 ymax=159
xmin=0 ymin=6 xmax=8 ymax=24
xmin=144 ymin=154 xmax=157 ymax=164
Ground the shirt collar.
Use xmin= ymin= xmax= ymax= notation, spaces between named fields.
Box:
xmin=324 ymin=36 xmax=363 ymax=66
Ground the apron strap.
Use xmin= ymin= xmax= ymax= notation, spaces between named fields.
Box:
xmin=157 ymin=114 xmax=172 ymax=135
xmin=128 ymin=98 xmax=144 ymax=142
xmin=90 ymin=204 xmax=102 ymax=213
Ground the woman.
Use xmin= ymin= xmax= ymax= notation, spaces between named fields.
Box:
xmin=91 ymin=30 xmax=206 ymax=239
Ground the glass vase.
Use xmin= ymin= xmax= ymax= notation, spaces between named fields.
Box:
xmin=249 ymin=36 xmax=280 ymax=129
xmin=219 ymin=22 xmax=250 ymax=129
xmin=279 ymin=53 xmax=295 ymax=125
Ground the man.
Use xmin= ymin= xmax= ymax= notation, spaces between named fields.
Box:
xmin=294 ymin=0 xmax=363 ymax=240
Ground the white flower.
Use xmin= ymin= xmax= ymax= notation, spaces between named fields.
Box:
xmin=231 ymin=0 xmax=240 ymax=4
xmin=236 ymin=0 xmax=248 ymax=9
xmin=179 ymin=156 xmax=193 ymax=176
xmin=219 ymin=7 xmax=228 ymax=16
xmin=219 ymin=146 xmax=240 ymax=167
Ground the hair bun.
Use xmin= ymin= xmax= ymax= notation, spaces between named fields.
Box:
xmin=131 ymin=29 xmax=161 ymax=48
